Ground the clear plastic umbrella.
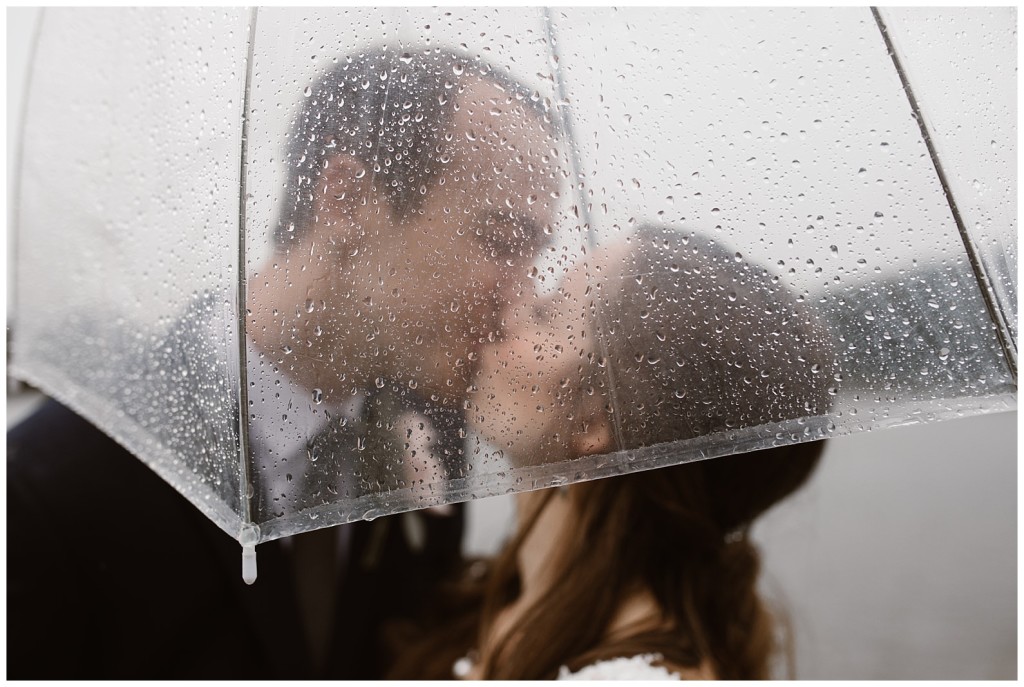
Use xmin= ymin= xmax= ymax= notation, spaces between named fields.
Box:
xmin=11 ymin=7 xmax=1015 ymax=581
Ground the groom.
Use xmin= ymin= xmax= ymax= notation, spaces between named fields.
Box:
xmin=8 ymin=45 xmax=561 ymax=679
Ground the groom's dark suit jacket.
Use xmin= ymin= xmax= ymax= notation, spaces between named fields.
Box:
xmin=7 ymin=300 xmax=465 ymax=679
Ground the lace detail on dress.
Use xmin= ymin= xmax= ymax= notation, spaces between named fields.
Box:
xmin=453 ymin=651 xmax=683 ymax=680
xmin=557 ymin=653 xmax=681 ymax=680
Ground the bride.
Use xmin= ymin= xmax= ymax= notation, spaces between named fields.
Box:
xmin=388 ymin=224 xmax=835 ymax=679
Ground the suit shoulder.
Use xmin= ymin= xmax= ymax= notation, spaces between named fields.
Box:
xmin=7 ymin=398 xmax=203 ymax=529
xmin=8 ymin=399 xmax=127 ymax=484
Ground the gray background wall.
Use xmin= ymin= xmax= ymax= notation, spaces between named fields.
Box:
xmin=7 ymin=7 xmax=1016 ymax=679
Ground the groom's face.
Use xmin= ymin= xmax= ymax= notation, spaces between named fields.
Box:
xmin=333 ymin=77 xmax=562 ymax=401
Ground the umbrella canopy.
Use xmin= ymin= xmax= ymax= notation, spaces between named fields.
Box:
xmin=11 ymin=7 xmax=1015 ymax=576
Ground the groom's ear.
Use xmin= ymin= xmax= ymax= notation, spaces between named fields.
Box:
xmin=313 ymin=153 xmax=391 ymax=223
xmin=571 ymin=406 xmax=615 ymax=457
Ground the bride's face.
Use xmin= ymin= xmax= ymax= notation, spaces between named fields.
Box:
xmin=470 ymin=257 xmax=613 ymax=467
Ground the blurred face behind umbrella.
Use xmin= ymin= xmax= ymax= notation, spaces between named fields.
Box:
xmin=375 ymin=76 xmax=560 ymax=399
xmin=249 ymin=73 xmax=561 ymax=403
xmin=472 ymin=225 xmax=835 ymax=468
xmin=472 ymin=243 xmax=622 ymax=466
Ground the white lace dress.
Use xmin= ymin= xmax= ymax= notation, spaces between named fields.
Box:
xmin=453 ymin=653 xmax=681 ymax=680
xmin=558 ymin=654 xmax=681 ymax=680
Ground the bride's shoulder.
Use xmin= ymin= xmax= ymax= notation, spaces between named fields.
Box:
xmin=557 ymin=653 xmax=713 ymax=681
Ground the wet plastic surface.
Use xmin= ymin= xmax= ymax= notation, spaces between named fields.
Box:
xmin=12 ymin=7 xmax=1016 ymax=545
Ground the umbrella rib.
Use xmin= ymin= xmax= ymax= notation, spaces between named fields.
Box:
xmin=235 ymin=6 xmax=260 ymax=544
xmin=870 ymin=6 xmax=1017 ymax=383
xmin=543 ymin=8 xmax=629 ymax=455
xmin=9 ymin=8 xmax=46 ymax=379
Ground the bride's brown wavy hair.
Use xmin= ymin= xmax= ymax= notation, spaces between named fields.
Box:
xmin=388 ymin=224 xmax=836 ymax=679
